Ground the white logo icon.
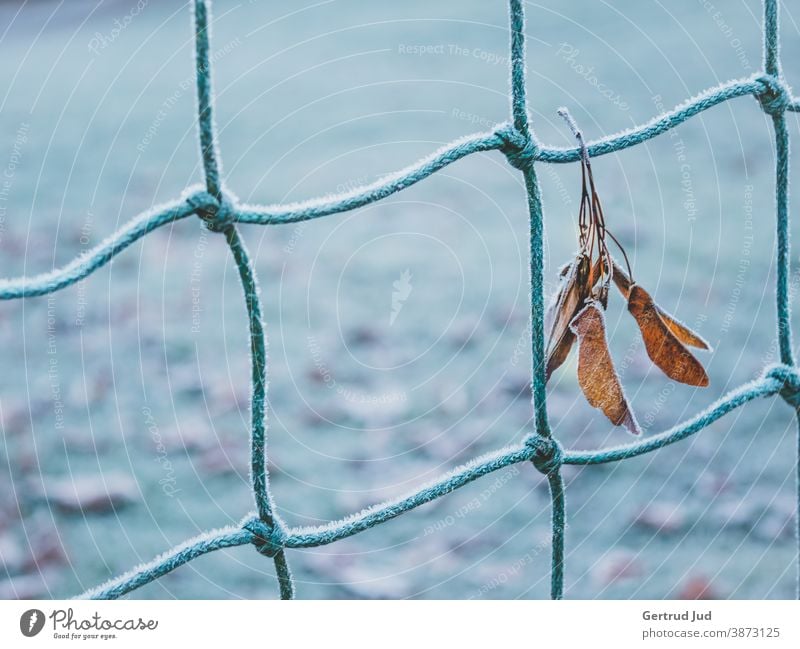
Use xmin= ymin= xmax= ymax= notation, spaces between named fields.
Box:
xmin=390 ymin=269 xmax=413 ymax=326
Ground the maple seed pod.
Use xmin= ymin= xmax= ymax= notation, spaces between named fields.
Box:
xmin=626 ymin=285 xmax=710 ymax=387
xmin=545 ymin=254 xmax=592 ymax=380
xmin=611 ymin=259 xmax=711 ymax=351
xmin=570 ymin=302 xmax=641 ymax=435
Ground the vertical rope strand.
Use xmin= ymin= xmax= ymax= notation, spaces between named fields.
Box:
xmin=795 ymin=414 xmax=800 ymax=599
xmin=509 ymin=0 xmax=549 ymax=441
xmin=523 ymin=168 xmax=551 ymax=441
xmin=274 ymin=551 xmax=295 ymax=600
xmin=509 ymin=0 xmax=530 ymax=138
xmin=224 ymin=228 xmax=273 ymax=523
xmin=774 ymin=113 xmax=798 ymax=599
xmin=193 ymin=0 xmax=223 ymax=198
xmin=763 ymin=0 xmax=799 ymax=599
xmin=509 ymin=0 xmax=564 ymax=600
xmin=548 ymin=472 xmax=566 ymax=599
xmin=526 ymin=163 xmax=565 ymax=600
xmin=225 ymin=227 xmax=295 ymax=599
xmin=763 ymin=0 xmax=794 ymax=366
xmin=764 ymin=0 xmax=780 ymax=78
xmin=774 ymin=114 xmax=794 ymax=367
xmin=193 ymin=0 xmax=294 ymax=599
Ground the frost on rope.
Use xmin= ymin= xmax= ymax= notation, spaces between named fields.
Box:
xmin=77 ymin=444 xmax=534 ymax=598
xmin=564 ymin=375 xmax=782 ymax=465
xmin=233 ymin=129 xmax=504 ymax=222
xmin=0 ymin=189 xmax=200 ymax=299
xmin=285 ymin=443 xmax=532 ymax=545
xmin=76 ymin=524 xmax=251 ymax=599
xmin=537 ymin=75 xmax=781 ymax=162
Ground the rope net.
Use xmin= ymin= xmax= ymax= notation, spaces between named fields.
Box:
xmin=2 ymin=0 xmax=799 ymax=600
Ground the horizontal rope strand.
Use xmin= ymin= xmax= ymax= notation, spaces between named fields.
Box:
xmin=537 ymin=76 xmax=778 ymax=162
xmin=233 ymin=76 xmax=795 ymax=224
xmin=77 ymin=369 xmax=794 ymax=598
xmin=1 ymin=77 xmax=791 ymax=304
xmin=233 ymin=131 xmax=504 ymax=225
xmin=77 ymin=527 xmax=252 ymax=600
xmin=564 ymin=377 xmax=781 ymax=465
xmin=285 ymin=444 xmax=534 ymax=548
xmin=0 ymin=196 xmax=196 ymax=300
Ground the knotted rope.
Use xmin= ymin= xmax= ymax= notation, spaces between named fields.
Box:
xmin=243 ymin=516 xmax=287 ymax=559
xmin=495 ymin=123 xmax=539 ymax=171
xmin=185 ymin=188 xmax=238 ymax=233
xmin=765 ymin=364 xmax=800 ymax=409
xmin=756 ymin=74 xmax=794 ymax=116
xmin=526 ymin=435 xmax=564 ymax=477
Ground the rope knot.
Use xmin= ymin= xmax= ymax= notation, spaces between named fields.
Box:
xmin=756 ymin=75 xmax=792 ymax=117
xmin=185 ymin=187 xmax=237 ymax=233
xmin=495 ymin=123 xmax=539 ymax=171
xmin=764 ymin=363 xmax=800 ymax=408
xmin=526 ymin=435 xmax=563 ymax=476
xmin=242 ymin=515 xmax=286 ymax=558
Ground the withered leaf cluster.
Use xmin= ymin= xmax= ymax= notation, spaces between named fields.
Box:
xmin=544 ymin=111 xmax=710 ymax=435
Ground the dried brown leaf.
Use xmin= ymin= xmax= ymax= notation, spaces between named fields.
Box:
xmin=570 ymin=303 xmax=641 ymax=435
xmin=545 ymin=265 xmax=572 ymax=331
xmin=611 ymin=259 xmax=710 ymax=350
xmin=546 ymin=330 xmax=576 ymax=380
xmin=659 ymin=311 xmax=711 ymax=351
xmin=588 ymin=257 xmax=604 ymax=287
xmin=610 ymin=258 xmax=633 ymax=297
xmin=544 ymin=283 xmax=565 ymax=336
xmin=627 ymin=285 xmax=709 ymax=387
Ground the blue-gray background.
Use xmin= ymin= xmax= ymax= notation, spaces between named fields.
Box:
xmin=0 ymin=0 xmax=799 ymax=599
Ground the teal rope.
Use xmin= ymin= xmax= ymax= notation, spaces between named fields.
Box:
xmin=78 ymin=526 xmax=253 ymax=600
xmin=76 ymin=365 xmax=792 ymax=598
xmin=764 ymin=0 xmax=780 ymax=78
xmin=506 ymin=0 xmax=564 ymax=600
xmin=522 ymin=165 xmax=549 ymax=441
xmin=507 ymin=0 xmax=549 ymax=440
xmin=0 ymin=0 xmax=797 ymax=600
xmin=234 ymin=132 xmax=504 ymax=225
xmin=224 ymin=228 xmax=273 ymax=524
xmin=193 ymin=0 xmax=223 ymax=200
xmin=236 ymin=77 xmax=795 ymax=226
xmin=193 ymin=0 xmax=294 ymax=598
xmin=547 ymin=472 xmax=565 ymax=600
xmin=285 ymin=445 xmax=534 ymax=548
xmin=509 ymin=0 xmax=530 ymax=137
xmin=0 ymin=80 xmax=790 ymax=280
xmin=763 ymin=0 xmax=800 ymax=600
xmin=225 ymin=227 xmax=294 ymax=599
xmin=760 ymin=0 xmax=794 ymax=367
xmin=564 ymin=374 xmax=783 ymax=465
xmin=0 ymin=196 xmax=196 ymax=299
xmin=795 ymin=413 xmax=800 ymax=599
xmin=536 ymin=77 xmax=773 ymax=163
xmin=773 ymin=113 xmax=792 ymax=367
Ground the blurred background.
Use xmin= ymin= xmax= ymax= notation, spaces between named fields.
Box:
xmin=0 ymin=0 xmax=799 ymax=599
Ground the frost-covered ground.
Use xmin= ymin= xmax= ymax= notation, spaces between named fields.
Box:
xmin=0 ymin=0 xmax=799 ymax=599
